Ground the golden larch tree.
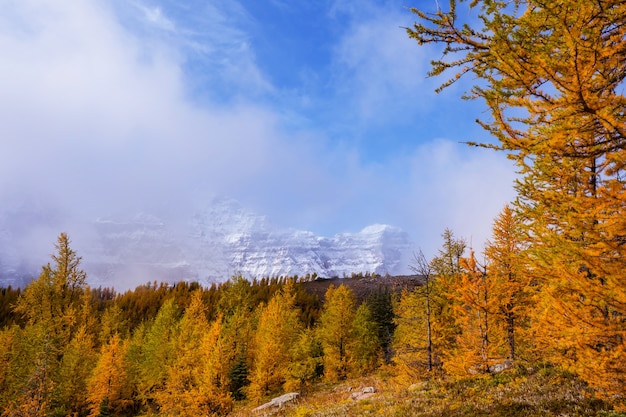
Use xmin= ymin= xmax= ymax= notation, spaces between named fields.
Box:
xmin=317 ymin=285 xmax=357 ymax=381
xmin=86 ymin=334 xmax=132 ymax=417
xmin=408 ymin=0 xmax=626 ymax=402
xmin=247 ymin=281 xmax=302 ymax=401
xmin=393 ymin=250 xmax=441 ymax=380
xmin=484 ymin=205 xmax=531 ymax=362
xmin=444 ymin=250 xmax=501 ymax=376
xmin=155 ymin=291 xmax=211 ymax=416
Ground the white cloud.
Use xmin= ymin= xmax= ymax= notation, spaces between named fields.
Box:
xmin=0 ymin=1 xmax=286 ymax=219
xmin=401 ymin=140 xmax=518 ymax=257
xmin=141 ymin=5 xmax=176 ymax=32
xmin=0 ymin=0 xmax=519 ymax=277
xmin=326 ymin=3 xmax=445 ymax=126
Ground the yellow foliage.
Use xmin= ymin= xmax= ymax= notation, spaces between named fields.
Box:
xmin=86 ymin=334 xmax=132 ymax=417
xmin=247 ymin=282 xmax=302 ymax=401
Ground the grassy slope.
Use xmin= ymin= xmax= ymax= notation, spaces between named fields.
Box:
xmin=233 ymin=366 xmax=625 ymax=417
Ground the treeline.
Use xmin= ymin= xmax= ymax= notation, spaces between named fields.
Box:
xmin=0 ymin=233 xmax=397 ymax=416
xmin=1 ymin=204 xmax=625 ymax=416
xmin=7 ymin=196 xmax=626 ymax=417
xmin=2 ymin=201 xmax=624 ymax=417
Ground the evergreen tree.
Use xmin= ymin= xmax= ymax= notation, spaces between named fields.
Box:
xmin=366 ymin=287 xmax=396 ymax=364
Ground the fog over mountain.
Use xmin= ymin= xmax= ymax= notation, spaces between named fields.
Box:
xmin=0 ymin=196 xmax=414 ymax=290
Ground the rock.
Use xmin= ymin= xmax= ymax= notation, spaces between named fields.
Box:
xmin=252 ymin=392 xmax=300 ymax=413
xmin=408 ymin=382 xmax=428 ymax=392
xmin=349 ymin=387 xmax=377 ymax=401
xmin=489 ymin=360 xmax=513 ymax=374
xmin=350 ymin=391 xmax=376 ymax=401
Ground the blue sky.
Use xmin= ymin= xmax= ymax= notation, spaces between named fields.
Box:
xmin=0 ymin=0 xmax=517 ymax=262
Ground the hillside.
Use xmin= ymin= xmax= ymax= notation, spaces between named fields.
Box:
xmin=231 ymin=367 xmax=624 ymax=417
xmin=300 ymin=274 xmax=423 ymax=302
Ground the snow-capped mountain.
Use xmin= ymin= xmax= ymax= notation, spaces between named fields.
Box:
xmin=0 ymin=196 xmax=414 ymax=290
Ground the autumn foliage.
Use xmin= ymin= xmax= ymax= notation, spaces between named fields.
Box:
xmin=406 ymin=0 xmax=626 ymax=407
xmin=1 ymin=0 xmax=626 ymax=413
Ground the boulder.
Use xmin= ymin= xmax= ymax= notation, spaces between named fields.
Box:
xmin=489 ymin=360 xmax=513 ymax=374
xmin=252 ymin=392 xmax=300 ymax=413
xmin=349 ymin=387 xmax=377 ymax=401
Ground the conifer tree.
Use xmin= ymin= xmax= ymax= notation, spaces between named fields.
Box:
xmin=350 ymin=303 xmax=380 ymax=374
xmin=393 ymin=250 xmax=441 ymax=379
xmin=408 ymin=0 xmax=626 ymax=400
xmin=444 ymin=250 xmax=500 ymax=376
xmin=55 ymin=325 xmax=96 ymax=415
xmin=155 ymin=291 xmax=212 ymax=416
xmin=0 ymin=327 xmax=15 ymax=410
xmin=317 ymin=285 xmax=357 ymax=381
xmin=247 ymin=282 xmax=302 ymax=401
xmin=366 ymin=287 xmax=396 ymax=364
xmin=197 ymin=315 xmax=234 ymax=415
xmin=134 ymin=298 xmax=179 ymax=412
xmin=6 ymin=234 xmax=89 ymax=415
xmin=429 ymin=230 xmax=466 ymax=367
xmin=287 ymin=328 xmax=323 ymax=394
xmin=98 ymin=304 xmax=128 ymax=346
xmin=86 ymin=334 xmax=132 ymax=417
xmin=484 ymin=205 xmax=530 ymax=362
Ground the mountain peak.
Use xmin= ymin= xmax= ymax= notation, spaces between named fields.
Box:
xmin=0 ymin=197 xmax=414 ymax=290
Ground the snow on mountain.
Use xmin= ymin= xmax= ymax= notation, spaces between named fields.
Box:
xmin=0 ymin=196 xmax=414 ymax=290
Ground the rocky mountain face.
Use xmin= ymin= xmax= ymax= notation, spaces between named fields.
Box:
xmin=0 ymin=197 xmax=414 ymax=290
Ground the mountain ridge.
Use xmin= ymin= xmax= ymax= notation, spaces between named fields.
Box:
xmin=0 ymin=196 xmax=414 ymax=290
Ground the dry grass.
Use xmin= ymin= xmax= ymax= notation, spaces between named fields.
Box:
xmin=232 ymin=365 xmax=626 ymax=417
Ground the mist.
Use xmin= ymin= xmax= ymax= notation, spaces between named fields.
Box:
xmin=0 ymin=0 xmax=517 ymax=287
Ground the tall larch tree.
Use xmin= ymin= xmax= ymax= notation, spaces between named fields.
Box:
xmin=393 ymin=250 xmax=441 ymax=380
xmin=484 ymin=205 xmax=530 ymax=363
xmin=86 ymin=334 xmax=133 ymax=417
xmin=133 ymin=298 xmax=180 ymax=413
xmin=287 ymin=328 xmax=323 ymax=394
xmin=0 ymin=327 xmax=15 ymax=411
xmin=216 ymin=276 xmax=255 ymax=400
xmin=349 ymin=302 xmax=381 ymax=375
xmin=55 ymin=325 xmax=96 ymax=416
xmin=197 ymin=315 xmax=234 ymax=415
xmin=247 ymin=281 xmax=302 ymax=401
xmin=429 ymin=229 xmax=466 ymax=367
xmin=444 ymin=250 xmax=501 ymax=376
xmin=155 ymin=291 xmax=212 ymax=416
xmin=408 ymin=0 xmax=626 ymax=401
xmin=7 ymin=233 xmax=88 ymax=415
xmin=317 ymin=285 xmax=357 ymax=381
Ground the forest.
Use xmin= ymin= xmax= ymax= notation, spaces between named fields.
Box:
xmin=1 ymin=0 xmax=626 ymax=415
